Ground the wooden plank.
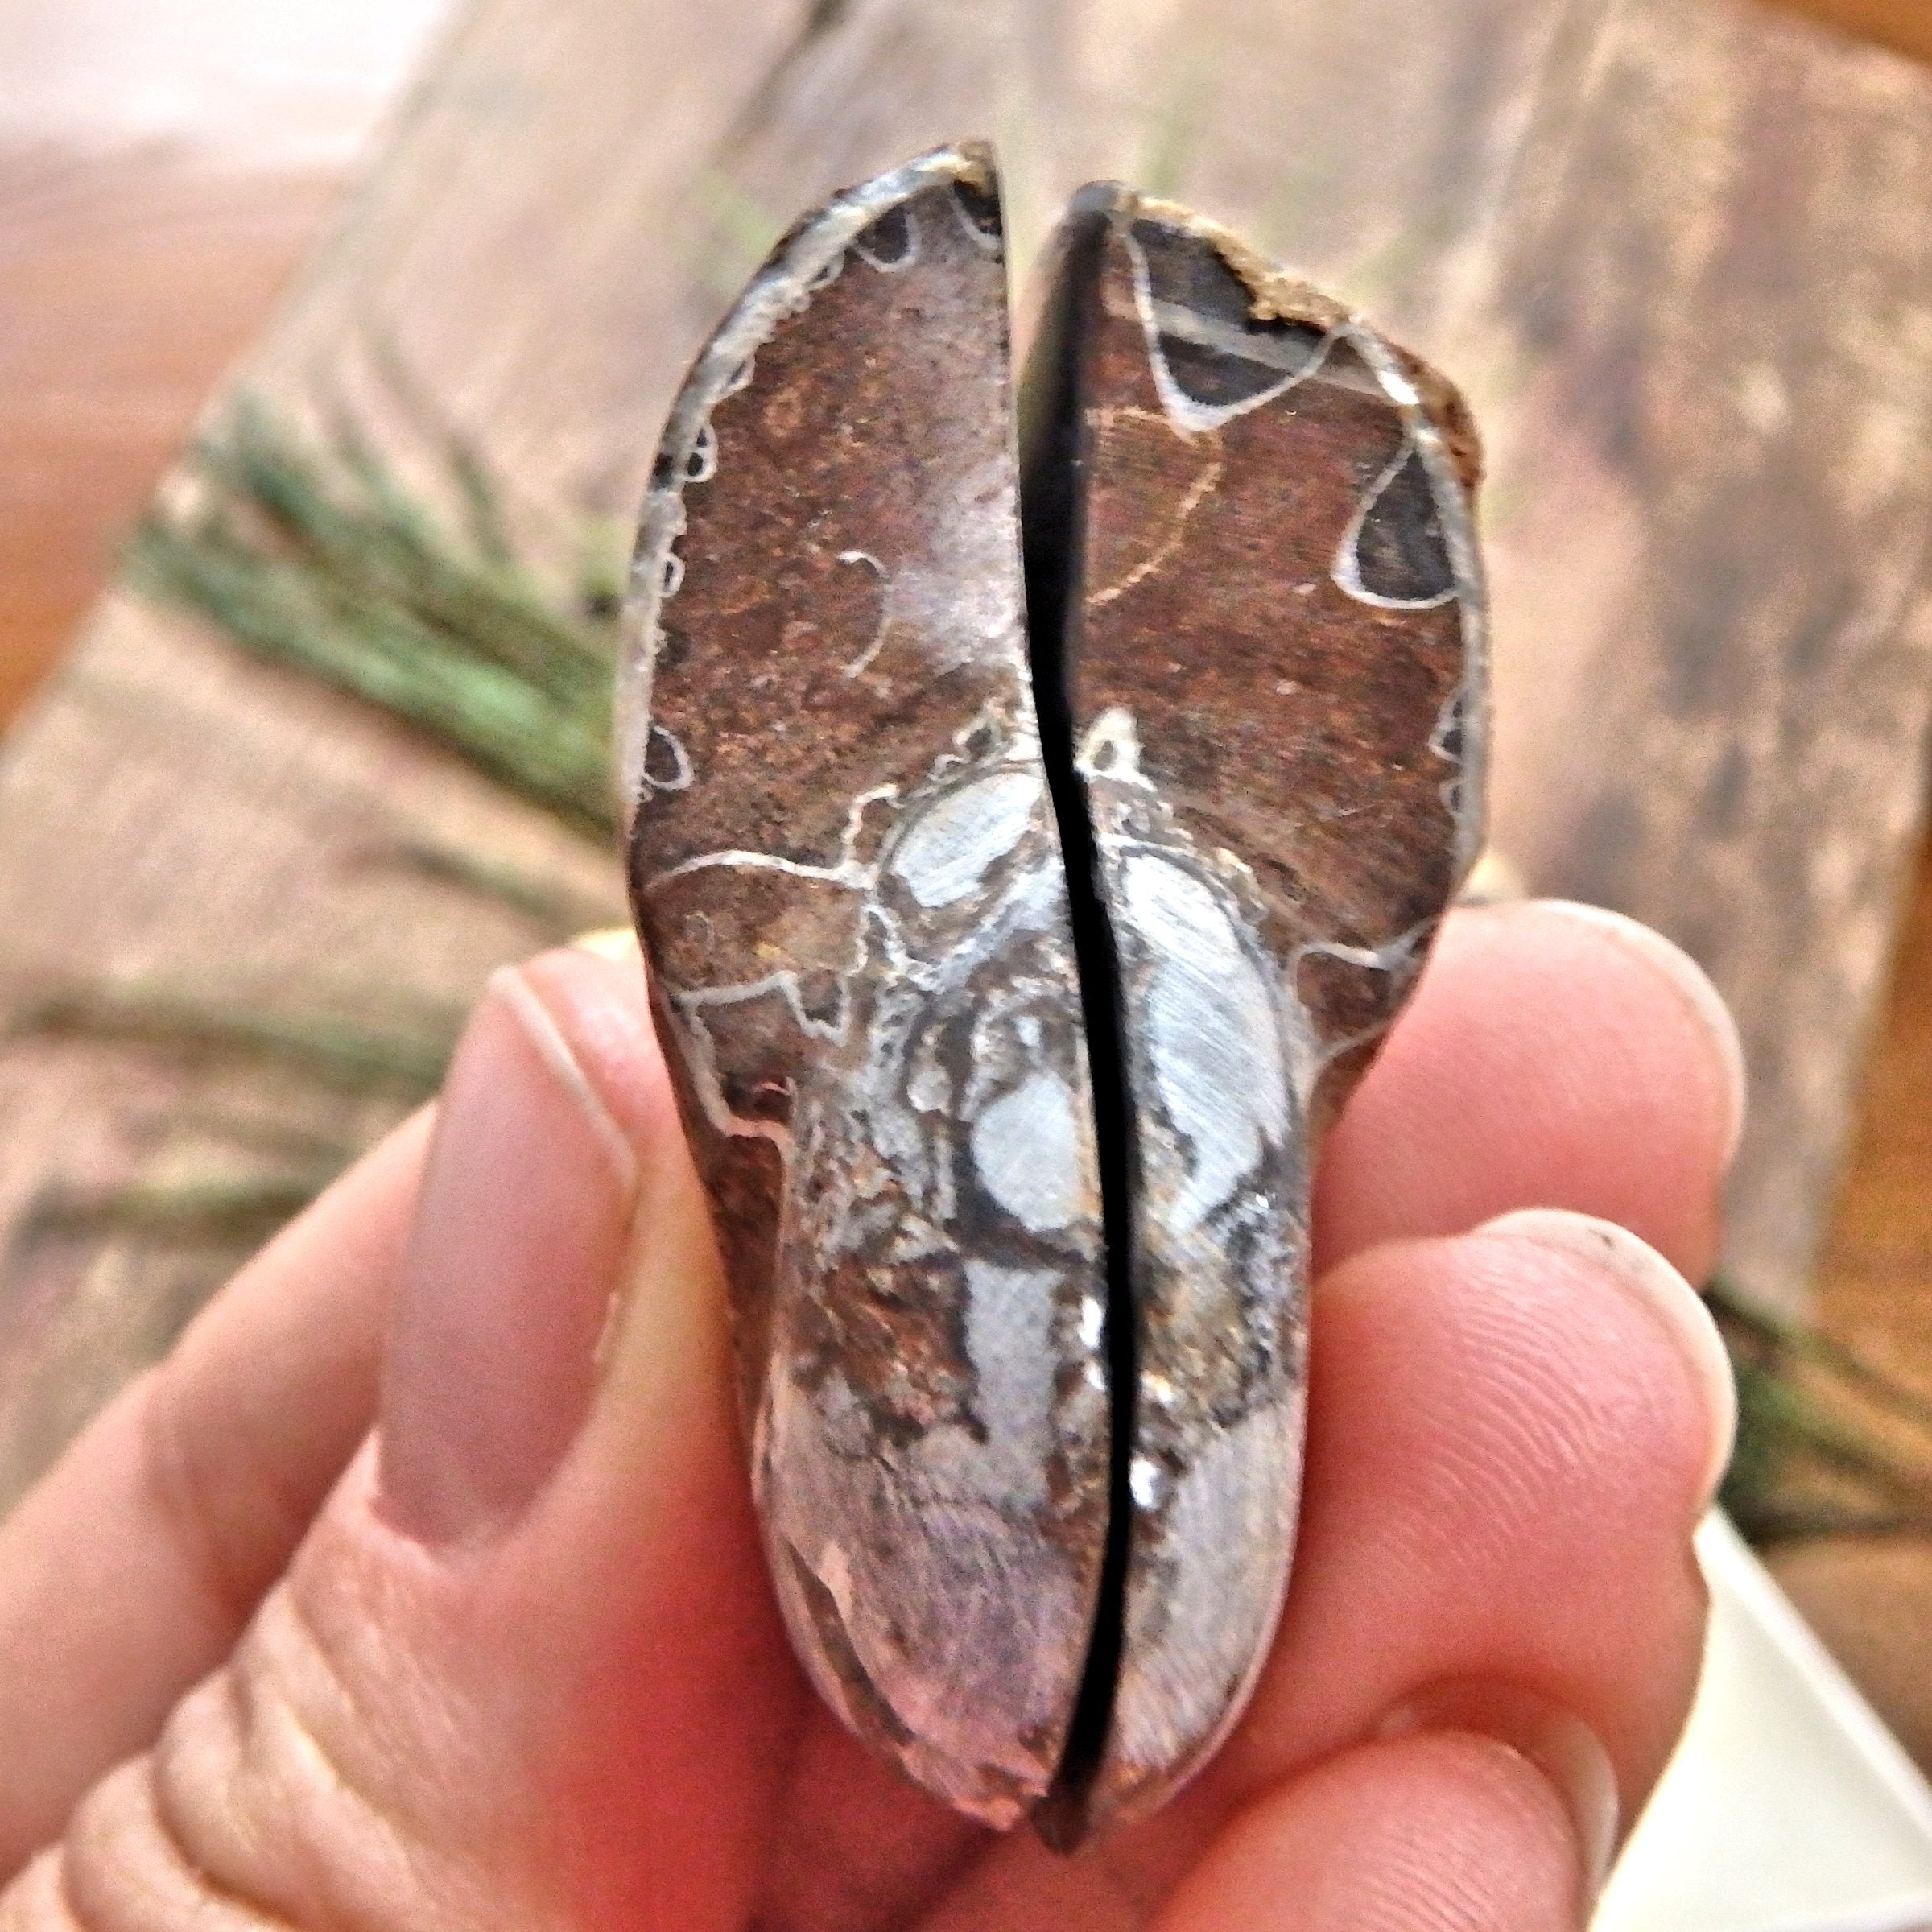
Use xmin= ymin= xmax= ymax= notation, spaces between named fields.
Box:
xmin=1818 ymin=834 xmax=1932 ymax=1400
xmin=1778 ymin=0 xmax=1932 ymax=68
xmin=0 ymin=0 xmax=815 ymax=1500
xmin=5 ymin=0 xmax=1932 ymax=1509
xmin=1463 ymin=0 xmax=1932 ymax=1314
xmin=1762 ymin=833 xmax=1932 ymax=1772
xmin=0 ymin=0 xmax=456 ymax=724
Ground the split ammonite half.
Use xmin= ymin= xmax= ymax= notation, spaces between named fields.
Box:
xmin=618 ymin=142 xmax=1487 ymax=1844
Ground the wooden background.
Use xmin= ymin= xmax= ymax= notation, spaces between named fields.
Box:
xmin=6 ymin=0 xmax=1932 ymax=1752
xmin=0 ymin=0 xmax=452 ymax=720
xmin=1790 ymin=0 xmax=1932 ymax=64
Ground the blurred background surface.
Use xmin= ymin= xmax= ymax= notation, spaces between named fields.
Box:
xmin=0 ymin=0 xmax=452 ymax=721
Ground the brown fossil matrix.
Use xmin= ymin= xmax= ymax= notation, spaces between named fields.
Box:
xmin=619 ymin=145 xmax=1487 ymax=1842
xmin=621 ymin=146 xmax=1111 ymax=1829
xmin=1018 ymin=188 xmax=1486 ymax=1829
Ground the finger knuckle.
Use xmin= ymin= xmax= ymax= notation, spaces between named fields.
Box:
xmin=35 ymin=1577 xmax=459 ymax=1932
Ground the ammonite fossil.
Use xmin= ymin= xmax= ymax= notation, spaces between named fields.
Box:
xmin=617 ymin=142 xmax=1485 ymax=1845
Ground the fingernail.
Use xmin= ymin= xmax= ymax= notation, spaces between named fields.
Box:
xmin=378 ymin=961 xmax=639 ymax=1545
xmin=571 ymin=926 xmax=642 ymax=964
xmin=1476 ymin=1208 xmax=1737 ymax=1503
xmin=1377 ymin=1680 xmax=1620 ymax=1899
xmin=1537 ymin=901 xmax=1747 ymax=1165
xmin=1457 ymin=845 xmax=1526 ymax=906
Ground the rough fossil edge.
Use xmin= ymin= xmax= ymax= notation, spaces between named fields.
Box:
xmin=1121 ymin=189 xmax=1491 ymax=890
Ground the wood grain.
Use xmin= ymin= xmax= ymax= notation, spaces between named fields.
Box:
xmin=1465 ymin=3 xmax=1932 ymax=1315
xmin=5 ymin=0 xmax=1932 ymax=1513
xmin=1818 ymin=832 xmax=1932 ymax=1405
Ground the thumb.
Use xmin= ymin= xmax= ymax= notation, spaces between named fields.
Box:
xmin=6 ymin=949 xmax=807 ymax=1932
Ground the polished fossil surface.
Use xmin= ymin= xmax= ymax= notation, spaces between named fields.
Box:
xmin=620 ymin=143 xmax=1486 ymax=1843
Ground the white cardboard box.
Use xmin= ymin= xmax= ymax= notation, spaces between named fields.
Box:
xmin=1597 ymin=1514 xmax=1932 ymax=1932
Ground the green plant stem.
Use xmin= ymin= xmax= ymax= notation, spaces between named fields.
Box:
xmin=11 ymin=985 xmax=460 ymax=1097
xmin=23 ymin=1174 xmax=343 ymax=1248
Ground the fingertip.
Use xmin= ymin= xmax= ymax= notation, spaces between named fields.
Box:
xmin=1215 ymin=1223 xmax=1715 ymax=1824
xmin=1315 ymin=898 xmax=1742 ymax=1282
xmin=1158 ymin=1732 xmax=1585 ymax=1931
xmin=1530 ymin=901 xmax=1745 ymax=1165
xmin=283 ymin=942 xmax=791 ymax=1929
xmin=1376 ymin=1680 xmax=1619 ymax=1898
xmin=1473 ymin=1210 xmax=1736 ymax=1506
xmin=378 ymin=961 xmax=648 ymax=1545
xmin=370 ymin=931 xmax=712 ymax=1547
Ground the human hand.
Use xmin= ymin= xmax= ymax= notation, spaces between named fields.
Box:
xmin=0 ymin=898 xmax=1740 ymax=1930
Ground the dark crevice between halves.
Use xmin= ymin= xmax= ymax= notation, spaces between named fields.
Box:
xmin=1015 ymin=193 xmax=1139 ymax=1853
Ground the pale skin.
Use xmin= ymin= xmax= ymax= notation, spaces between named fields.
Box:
xmin=0 ymin=898 xmax=1741 ymax=1931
